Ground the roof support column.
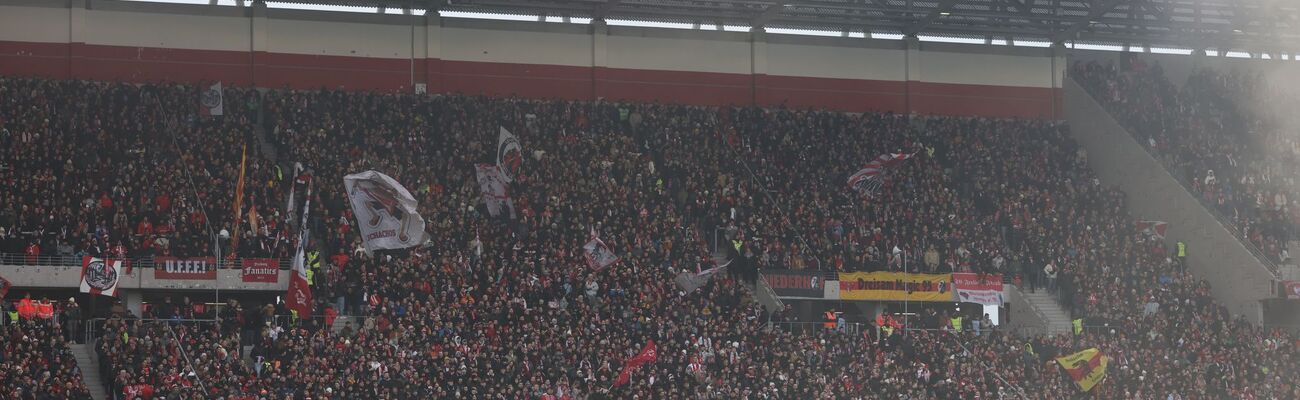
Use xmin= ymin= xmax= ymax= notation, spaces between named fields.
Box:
xmin=67 ymin=0 xmax=89 ymax=80
xmin=250 ymin=1 xmax=267 ymax=87
xmin=751 ymin=27 xmax=768 ymax=107
xmin=1051 ymin=41 xmax=1065 ymax=119
xmin=422 ymin=12 xmax=443 ymax=93
xmin=592 ymin=18 xmax=608 ymax=101
xmin=904 ymin=34 xmax=921 ymax=115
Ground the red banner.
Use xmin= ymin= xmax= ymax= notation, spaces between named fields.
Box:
xmin=153 ymin=257 xmax=217 ymax=280
xmin=241 ymin=259 xmax=280 ymax=283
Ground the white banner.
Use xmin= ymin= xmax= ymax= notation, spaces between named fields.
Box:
xmin=474 ymin=164 xmax=516 ymax=218
xmin=344 ymin=170 xmax=427 ymax=253
xmin=952 ymin=273 xmax=1005 ymax=305
xmin=497 ymin=126 xmax=522 ymax=182
xmin=80 ymin=257 xmax=123 ymax=297
xmin=200 ymin=82 xmax=223 ymax=116
xmin=955 ymin=289 xmax=1005 ymax=305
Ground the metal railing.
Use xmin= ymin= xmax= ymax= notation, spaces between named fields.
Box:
xmin=770 ymin=321 xmax=866 ymax=336
xmin=0 ymin=253 xmax=288 ymax=269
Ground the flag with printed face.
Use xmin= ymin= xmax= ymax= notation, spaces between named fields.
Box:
xmin=1055 ymin=348 xmax=1109 ymax=392
xmin=583 ymin=228 xmax=620 ymax=270
xmin=200 ymin=82 xmax=223 ymax=116
xmin=475 ymin=164 xmax=516 ymax=218
xmin=344 ymin=170 xmax=427 ymax=253
xmin=80 ymin=257 xmax=123 ymax=297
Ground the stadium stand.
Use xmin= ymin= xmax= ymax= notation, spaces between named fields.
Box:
xmin=1073 ymin=60 xmax=1299 ymax=266
xmin=4 ymin=73 xmax=1299 ymax=398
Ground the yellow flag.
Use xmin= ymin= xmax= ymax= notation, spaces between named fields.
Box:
xmin=1055 ymin=348 xmax=1108 ymax=392
xmin=230 ymin=143 xmax=247 ymax=252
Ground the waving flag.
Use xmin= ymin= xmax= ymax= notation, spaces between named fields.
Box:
xmin=1055 ymin=348 xmax=1109 ymax=392
xmin=344 ymin=170 xmax=427 ymax=253
xmin=583 ymin=228 xmax=620 ymax=270
xmin=199 ymin=82 xmax=223 ymax=116
xmin=80 ymin=257 xmax=124 ymax=297
xmin=286 ymin=181 xmax=314 ymax=319
xmin=613 ymin=341 xmax=658 ymax=387
xmin=847 ymin=152 xmax=915 ymax=196
xmin=475 ymin=164 xmax=516 ymax=218
xmin=0 ymin=273 xmax=11 ymax=298
xmin=1136 ymin=221 xmax=1168 ymax=240
xmin=497 ymin=127 xmax=522 ymax=182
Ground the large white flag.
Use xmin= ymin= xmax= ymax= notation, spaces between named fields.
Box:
xmin=475 ymin=164 xmax=516 ymax=218
xmin=200 ymin=82 xmax=224 ymax=116
xmin=344 ymin=170 xmax=427 ymax=253
xmin=80 ymin=257 xmax=123 ymax=297
xmin=497 ymin=126 xmax=522 ymax=182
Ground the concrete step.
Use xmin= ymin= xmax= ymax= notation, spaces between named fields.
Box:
xmin=70 ymin=343 xmax=106 ymax=400
xmin=1017 ymin=289 xmax=1074 ymax=336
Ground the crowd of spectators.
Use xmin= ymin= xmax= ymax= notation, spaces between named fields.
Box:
xmin=0 ymin=302 xmax=92 ymax=400
xmin=0 ymin=77 xmax=285 ymax=264
xmin=1073 ymin=59 xmax=1300 ymax=264
xmin=5 ymin=74 xmax=1300 ymax=399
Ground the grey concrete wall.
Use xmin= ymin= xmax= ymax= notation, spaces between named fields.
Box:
xmin=1005 ymin=285 xmax=1049 ymax=337
xmin=1 ymin=264 xmax=290 ymax=292
xmin=1064 ymin=77 xmax=1275 ymax=324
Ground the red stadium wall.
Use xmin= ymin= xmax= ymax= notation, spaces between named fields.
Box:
xmin=0 ymin=3 xmax=1064 ymax=119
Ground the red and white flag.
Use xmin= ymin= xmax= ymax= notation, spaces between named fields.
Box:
xmin=286 ymin=182 xmax=314 ymax=318
xmin=613 ymin=340 xmax=657 ymax=387
xmin=80 ymin=257 xmax=124 ymax=297
xmin=199 ymin=82 xmax=223 ymax=116
xmin=583 ymin=228 xmax=620 ymax=270
xmin=1136 ymin=221 xmax=1168 ymax=240
xmin=0 ymin=273 xmax=12 ymax=298
xmin=847 ymin=152 xmax=915 ymax=195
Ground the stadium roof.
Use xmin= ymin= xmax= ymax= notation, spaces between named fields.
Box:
xmin=162 ymin=0 xmax=1300 ymax=55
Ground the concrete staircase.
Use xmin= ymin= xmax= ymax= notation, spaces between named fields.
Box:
xmin=1019 ymin=289 xmax=1074 ymax=336
xmin=70 ymin=343 xmax=107 ymax=400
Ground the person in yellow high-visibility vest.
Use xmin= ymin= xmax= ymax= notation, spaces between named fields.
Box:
xmin=305 ymin=269 xmax=315 ymax=286
xmin=1176 ymin=241 xmax=1187 ymax=269
xmin=307 ymin=250 xmax=321 ymax=270
xmin=951 ymin=316 xmax=963 ymax=332
xmin=1073 ymin=318 xmax=1084 ymax=335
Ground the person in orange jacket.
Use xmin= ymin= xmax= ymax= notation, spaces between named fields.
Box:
xmin=16 ymin=293 xmax=35 ymax=319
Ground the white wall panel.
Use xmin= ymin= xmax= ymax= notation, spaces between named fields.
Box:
xmin=919 ymin=51 xmax=1054 ymax=87
xmin=606 ymin=35 xmax=749 ymax=73
xmin=0 ymin=5 xmax=69 ymax=44
xmin=267 ymin=18 xmax=408 ymax=58
xmin=85 ymin=10 xmax=247 ymax=51
xmin=441 ymin=27 xmax=591 ymax=67
xmin=767 ymin=43 xmax=905 ymax=81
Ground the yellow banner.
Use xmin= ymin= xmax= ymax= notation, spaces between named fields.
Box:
xmin=836 ymin=272 xmax=953 ymax=301
xmin=1055 ymin=348 xmax=1109 ymax=392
